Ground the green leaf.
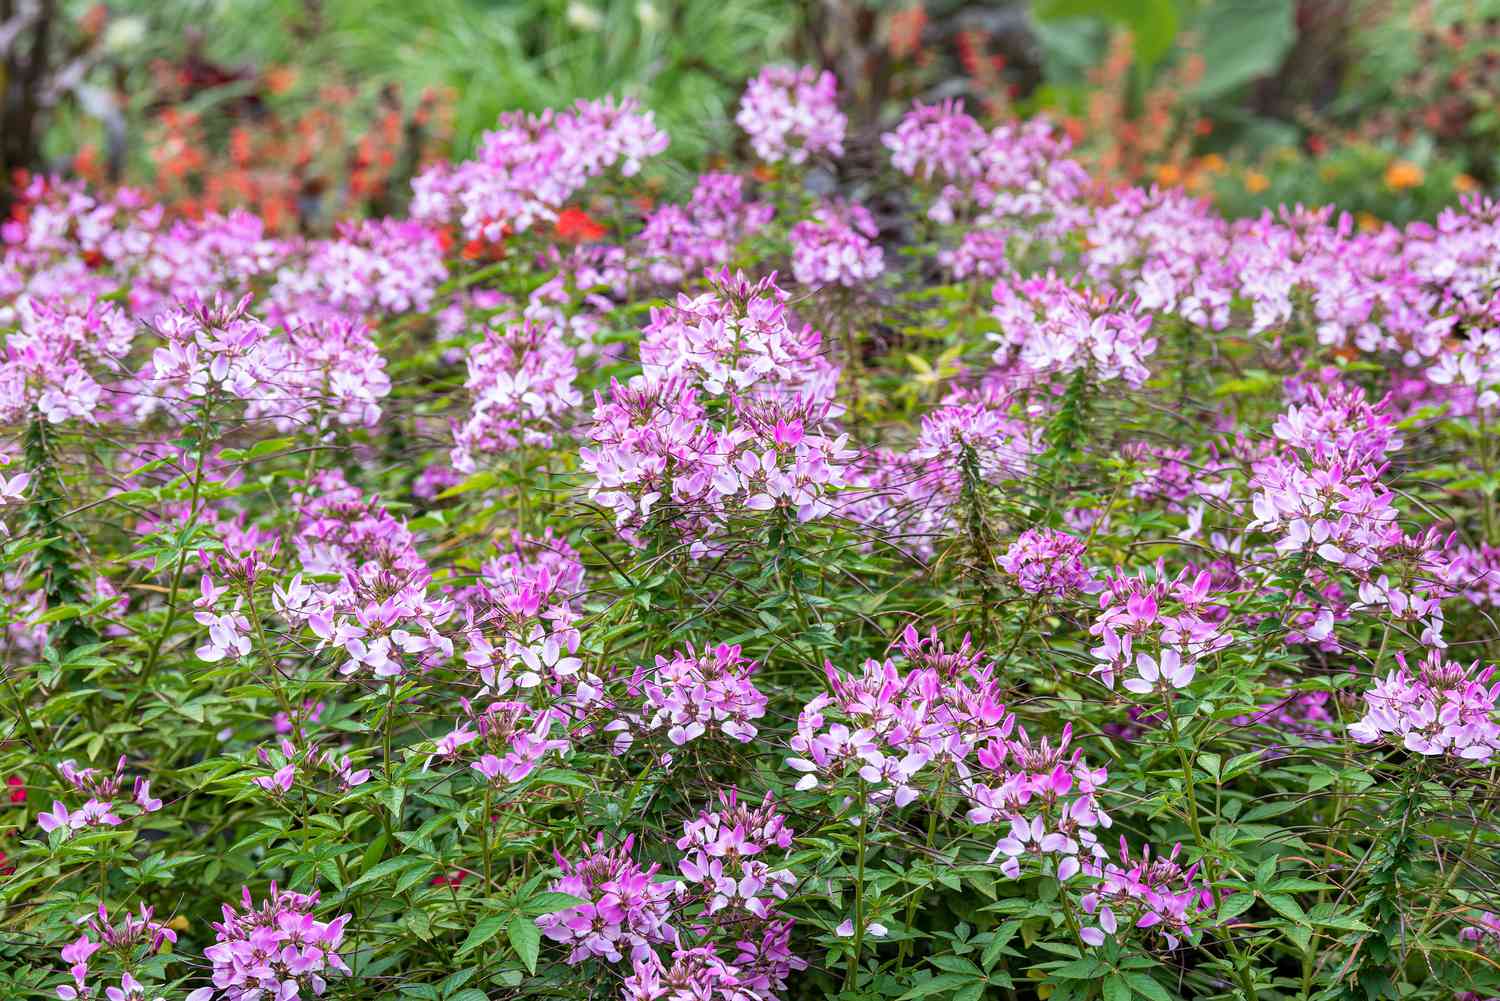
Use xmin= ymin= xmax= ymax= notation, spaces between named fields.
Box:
xmin=33 ymin=604 xmax=84 ymax=624
xmin=980 ymin=921 xmax=1020 ymax=971
xmin=523 ymin=891 xmax=588 ymax=914
xmin=929 ymin=956 xmax=982 ymax=976
xmin=437 ymin=471 xmax=498 ymax=499
xmin=1103 ymin=975 xmax=1132 ymax=1001
xmin=1124 ymin=974 xmax=1177 ymax=1001
xmin=456 ymin=915 xmax=507 ymax=958
xmin=1268 ymin=878 xmax=1334 ymax=893
xmin=1283 ymin=921 xmax=1312 ymax=953
xmin=1050 ymin=956 xmax=1109 ymax=979
xmin=1033 ymin=0 xmax=1179 ymax=68
xmin=1305 ymin=902 xmax=1374 ymax=931
xmin=1264 ymin=893 xmax=1308 ymax=925
xmin=897 ymin=974 xmax=974 ymax=1000
xmin=508 ymin=914 xmax=541 ymax=975
xmin=1218 ymin=892 xmax=1256 ymax=923
xmin=349 ymin=854 xmax=425 ymax=888
xmin=1187 ymin=0 xmax=1296 ymax=99
xmin=245 ymin=437 xmax=296 ymax=460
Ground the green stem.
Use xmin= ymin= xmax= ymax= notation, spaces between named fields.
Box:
xmin=1163 ymin=688 xmax=1258 ymax=1000
xmin=898 ymin=762 xmax=951 ymax=964
xmin=844 ymin=783 xmax=870 ymax=991
xmin=1481 ymin=407 xmax=1496 ymax=544
xmin=129 ymin=403 xmax=214 ymax=711
xmin=1412 ymin=766 xmax=1493 ymax=948
xmin=482 ymin=782 xmax=495 ymax=891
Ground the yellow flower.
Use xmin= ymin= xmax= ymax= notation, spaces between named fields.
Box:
xmin=1384 ymin=160 xmax=1425 ymax=191
xmin=1244 ymin=170 xmax=1269 ymax=194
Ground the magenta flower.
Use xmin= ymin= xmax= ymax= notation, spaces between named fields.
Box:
xmin=188 ymin=884 xmax=350 ymax=1001
xmin=789 ymin=200 xmax=884 ymax=288
xmin=1000 ymin=528 xmax=1096 ymax=598
xmin=1078 ymin=839 xmax=1215 ymax=950
xmin=1122 ymin=648 xmax=1195 ymax=696
xmin=1349 ymin=648 xmax=1500 ymax=760
xmin=536 ymin=834 xmax=675 ymax=965
xmin=736 ymin=65 xmax=846 ymax=164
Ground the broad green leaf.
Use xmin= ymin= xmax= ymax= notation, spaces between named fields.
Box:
xmin=456 ymin=915 xmax=508 ymax=957
xmin=1034 ymin=0 xmax=1179 ymax=68
xmin=508 ymin=914 xmax=542 ymax=975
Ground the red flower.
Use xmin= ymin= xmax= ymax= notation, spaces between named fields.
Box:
xmin=7 ymin=776 xmax=23 ymax=805
xmin=554 ymin=207 xmax=606 ymax=243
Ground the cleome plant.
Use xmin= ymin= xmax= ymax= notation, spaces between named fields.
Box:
xmin=0 ymin=61 xmax=1499 ymax=1001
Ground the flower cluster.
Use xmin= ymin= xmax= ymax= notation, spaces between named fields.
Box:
xmin=425 ymin=699 xmax=572 ymax=788
xmin=186 ymin=885 xmax=352 ymax=1001
xmin=1077 ymin=839 xmax=1215 ymax=950
xmin=38 ymin=757 xmax=161 ymax=838
xmin=270 ymin=217 xmax=447 ymax=319
xmin=638 ymin=271 xmax=836 ymax=402
xmin=787 ymin=629 xmax=1014 ymax=811
xmin=989 ymin=275 xmax=1158 ymax=388
xmin=536 ymin=834 xmax=676 ymax=965
xmin=1000 ymin=528 xmax=1097 ymax=599
xmin=0 ymin=297 xmax=135 ymax=424
xmin=252 ymin=736 xmax=372 ymax=797
xmin=580 ymin=368 xmax=851 ymax=552
xmin=621 ymin=642 xmax=768 ymax=750
xmin=966 ymin=723 xmax=1112 ymax=881
xmin=1089 ymin=561 xmax=1231 ymax=692
xmin=789 ymin=201 xmax=884 ymax=288
xmin=1348 ymin=648 xmax=1500 ymax=760
xmin=451 ymin=318 xmax=582 ymax=472
xmin=735 ymin=65 xmax=846 ymax=164
xmin=253 ymin=314 xmax=391 ymax=431
xmin=54 ymin=905 xmax=179 ymax=1001
xmin=637 ymin=173 xmax=774 ymax=286
xmin=883 ymin=100 xmax=1087 ymax=229
xmin=413 ymin=96 xmax=668 ymax=242
xmin=668 ymin=791 xmax=805 ymax=999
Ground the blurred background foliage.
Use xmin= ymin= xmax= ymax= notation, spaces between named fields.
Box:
xmin=4 ymin=0 xmax=1495 ymax=228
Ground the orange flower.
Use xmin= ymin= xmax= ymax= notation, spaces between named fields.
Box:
xmin=1357 ymin=212 xmax=1380 ymax=232
xmin=73 ymin=144 xmax=101 ymax=183
xmin=886 ymin=4 xmax=927 ymax=60
xmin=1154 ymin=163 xmax=1182 ymax=187
xmin=1244 ymin=170 xmax=1270 ymax=194
xmin=1384 ymin=160 xmax=1425 ymax=191
xmin=264 ymin=65 xmax=298 ymax=96
xmin=554 ymin=207 xmax=606 ymax=243
xmin=1455 ymin=173 xmax=1480 ymax=193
